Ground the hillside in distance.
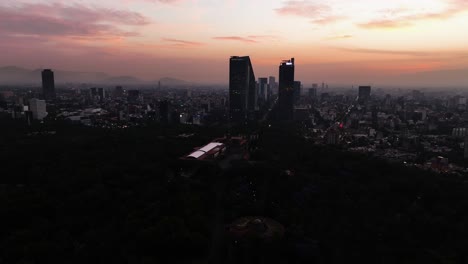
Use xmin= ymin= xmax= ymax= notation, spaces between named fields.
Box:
xmin=0 ymin=66 xmax=194 ymax=86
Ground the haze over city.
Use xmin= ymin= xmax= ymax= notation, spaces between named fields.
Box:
xmin=1 ymin=0 xmax=468 ymax=86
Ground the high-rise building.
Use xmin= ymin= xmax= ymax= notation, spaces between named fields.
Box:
xmin=258 ymin=78 xmax=268 ymax=102
xmin=358 ymin=86 xmax=371 ymax=102
xmin=278 ymin=58 xmax=295 ymax=121
xmin=29 ymin=98 xmax=48 ymax=120
xmin=293 ymin=81 xmax=301 ymax=102
xmin=229 ymin=56 xmax=256 ymax=122
xmin=42 ymin=69 xmax=56 ymax=101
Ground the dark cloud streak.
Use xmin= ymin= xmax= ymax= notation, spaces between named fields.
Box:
xmin=161 ymin=38 xmax=205 ymax=47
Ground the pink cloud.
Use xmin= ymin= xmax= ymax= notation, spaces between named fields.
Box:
xmin=275 ymin=0 xmax=341 ymax=25
xmin=161 ymin=38 xmax=205 ymax=47
xmin=359 ymin=19 xmax=411 ymax=29
xmin=213 ymin=36 xmax=258 ymax=43
xmin=275 ymin=1 xmax=329 ymax=17
xmin=0 ymin=3 xmax=150 ymax=38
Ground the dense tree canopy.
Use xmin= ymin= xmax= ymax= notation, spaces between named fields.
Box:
xmin=1 ymin=121 xmax=467 ymax=263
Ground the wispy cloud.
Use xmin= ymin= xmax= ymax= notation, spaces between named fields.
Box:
xmin=275 ymin=1 xmax=330 ymax=18
xmin=161 ymin=38 xmax=204 ymax=47
xmin=326 ymin=35 xmax=353 ymax=40
xmin=247 ymin=35 xmax=280 ymax=40
xmin=359 ymin=20 xmax=410 ymax=29
xmin=312 ymin=15 xmax=344 ymax=25
xmin=213 ymin=36 xmax=258 ymax=43
xmin=360 ymin=0 xmax=468 ymax=29
xmin=212 ymin=35 xmax=280 ymax=43
xmin=275 ymin=1 xmax=342 ymax=25
xmin=0 ymin=3 xmax=150 ymax=38
xmin=336 ymin=47 xmax=434 ymax=56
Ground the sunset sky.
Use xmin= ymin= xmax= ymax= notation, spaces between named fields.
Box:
xmin=1 ymin=0 xmax=468 ymax=85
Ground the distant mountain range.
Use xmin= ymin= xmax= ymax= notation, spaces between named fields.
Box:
xmin=1 ymin=65 xmax=466 ymax=88
xmin=0 ymin=66 xmax=194 ymax=86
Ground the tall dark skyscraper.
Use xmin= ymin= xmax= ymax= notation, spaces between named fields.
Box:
xmin=41 ymin=69 xmax=55 ymax=101
xmin=229 ymin=56 xmax=256 ymax=122
xmin=358 ymin=86 xmax=371 ymax=102
xmin=278 ymin=58 xmax=295 ymax=121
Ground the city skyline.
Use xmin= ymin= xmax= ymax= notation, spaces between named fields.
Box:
xmin=1 ymin=0 xmax=468 ymax=85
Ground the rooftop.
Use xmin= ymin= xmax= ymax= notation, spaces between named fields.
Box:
xmin=185 ymin=142 xmax=225 ymax=160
